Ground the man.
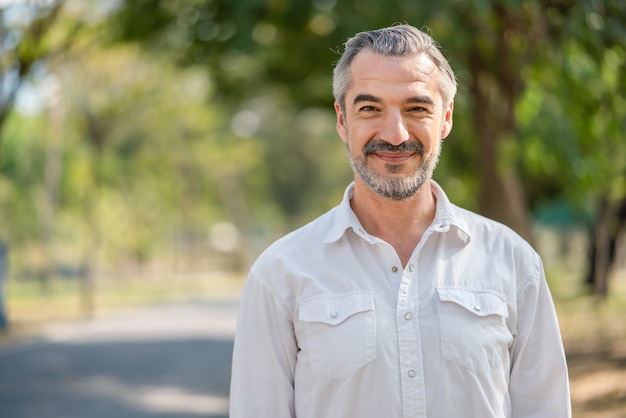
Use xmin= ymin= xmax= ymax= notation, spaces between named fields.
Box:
xmin=230 ymin=24 xmax=571 ymax=417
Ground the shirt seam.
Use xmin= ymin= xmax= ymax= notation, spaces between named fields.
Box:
xmin=248 ymin=270 xmax=294 ymax=323
xmin=516 ymin=252 xmax=541 ymax=296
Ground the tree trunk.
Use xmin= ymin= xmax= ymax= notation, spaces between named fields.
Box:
xmin=587 ymin=196 xmax=626 ymax=296
xmin=591 ymin=197 xmax=611 ymax=296
xmin=469 ymin=63 xmax=531 ymax=243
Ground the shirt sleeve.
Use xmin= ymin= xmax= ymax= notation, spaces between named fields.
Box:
xmin=229 ymin=272 xmax=297 ymax=418
xmin=509 ymin=256 xmax=572 ymax=417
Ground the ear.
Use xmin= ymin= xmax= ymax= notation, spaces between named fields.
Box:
xmin=334 ymin=101 xmax=348 ymax=142
xmin=440 ymin=100 xmax=454 ymax=140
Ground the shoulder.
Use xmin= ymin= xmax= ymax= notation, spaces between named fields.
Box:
xmin=454 ymin=205 xmax=542 ymax=283
xmin=434 ymin=181 xmax=536 ymax=262
xmin=459 ymin=205 xmax=535 ymax=251
xmin=252 ymin=206 xmax=338 ymax=272
xmin=243 ymin=207 xmax=342 ymax=308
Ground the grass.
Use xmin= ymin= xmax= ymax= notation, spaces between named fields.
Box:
xmin=547 ymin=263 xmax=626 ymax=418
xmin=0 ymin=270 xmax=245 ymax=343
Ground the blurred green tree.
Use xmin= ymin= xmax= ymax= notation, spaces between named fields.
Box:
xmin=105 ymin=0 xmax=626 ymax=293
xmin=1 ymin=0 xmax=624 ymax=297
xmin=516 ymin=3 xmax=626 ymax=295
xmin=0 ymin=0 xmax=72 ymax=141
xmin=0 ymin=3 xmax=272 ymax=310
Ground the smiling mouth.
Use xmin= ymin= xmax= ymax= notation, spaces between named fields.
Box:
xmin=371 ymin=151 xmax=416 ymax=163
xmin=363 ymin=140 xmax=425 ymax=157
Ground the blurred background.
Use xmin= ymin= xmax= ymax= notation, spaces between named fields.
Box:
xmin=0 ymin=0 xmax=625 ymax=416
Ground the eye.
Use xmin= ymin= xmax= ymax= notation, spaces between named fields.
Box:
xmin=408 ymin=106 xmax=427 ymax=112
xmin=359 ymin=105 xmax=379 ymax=112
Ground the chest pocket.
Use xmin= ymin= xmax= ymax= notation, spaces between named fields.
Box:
xmin=437 ymin=287 xmax=512 ymax=375
xmin=298 ymin=292 xmax=376 ymax=379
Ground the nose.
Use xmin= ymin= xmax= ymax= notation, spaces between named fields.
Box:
xmin=379 ymin=110 xmax=410 ymax=145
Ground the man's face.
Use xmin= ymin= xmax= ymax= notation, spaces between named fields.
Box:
xmin=335 ymin=51 xmax=453 ymax=200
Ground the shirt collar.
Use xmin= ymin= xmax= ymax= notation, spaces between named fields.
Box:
xmin=325 ymin=182 xmax=361 ymax=244
xmin=324 ymin=181 xmax=472 ymax=245
xmin=430 ymin=181 xmax=472 ymax=244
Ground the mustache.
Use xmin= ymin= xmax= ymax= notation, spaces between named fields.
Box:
xmin=363 ymin=140 xmax=425 ymax=156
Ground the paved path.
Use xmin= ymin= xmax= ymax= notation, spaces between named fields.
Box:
xmin=0 ymin=299 xmax=238 ymax=418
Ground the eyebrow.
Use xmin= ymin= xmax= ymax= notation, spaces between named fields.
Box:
xmin=352 ymin=94 xmax=435 ymax=107
xmin=353 ymin=94 xmax=381 ymax=106
xmin=406 ymin=96 xmax=435 ymax=106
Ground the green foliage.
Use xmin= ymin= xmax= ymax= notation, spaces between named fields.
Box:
xmin=0 ymin=30 xmax=275 ymax=274
xmin=516 ymin=1 xmax=626 ymax=221
xmin=0 ymin=114 xmax=47 ymax=242
xmin=1 ymin=0 xmax=625 ymax=281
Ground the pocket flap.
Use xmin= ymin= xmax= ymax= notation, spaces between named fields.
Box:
xmin=299 ymin=292 xmax=374 ymax=325
xmin=437 ymin=288 xmax=508 ymax=318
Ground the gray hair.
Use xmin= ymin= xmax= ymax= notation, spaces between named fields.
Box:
xmin=332 ymin=24 xmax=457 ymax=110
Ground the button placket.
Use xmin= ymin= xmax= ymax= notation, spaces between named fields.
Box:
xmin=395 ymin=253 xmax=426 ymax=413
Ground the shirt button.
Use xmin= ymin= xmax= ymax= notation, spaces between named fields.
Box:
xmin=330 ymin=312 xmax=339 ymax=318
xmin=408 ymin=264 xmax=414 ymax=272
xmin=391 ymin=266 xmax=398 ymax=273
xmin=408 ymin=369 xmax=417 ymax=378
xmin=404 ymin=312 xmax=413 ymax=321
xmin=473 ymin=305 xmax=482 ymax=312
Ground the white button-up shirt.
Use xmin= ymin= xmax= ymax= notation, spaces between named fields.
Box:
xmin=230 ymin=182 xmax=571 ymax=418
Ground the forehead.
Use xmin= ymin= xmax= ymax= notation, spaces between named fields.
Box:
xmin=347 ymin=51 xmax=441 ymax=102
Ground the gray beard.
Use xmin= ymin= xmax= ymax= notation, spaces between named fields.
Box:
xmin=348 ymin=140 xmax=440 ymax=200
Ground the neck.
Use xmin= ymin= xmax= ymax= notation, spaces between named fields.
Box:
xmin=350 ymin=179 xmax=437 ymax=266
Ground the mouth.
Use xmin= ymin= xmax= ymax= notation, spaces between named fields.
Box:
xmin=363 ymin=140 xmax=425 ymax=159
xmin=371 ymin=151 xmax=416 ymax=164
